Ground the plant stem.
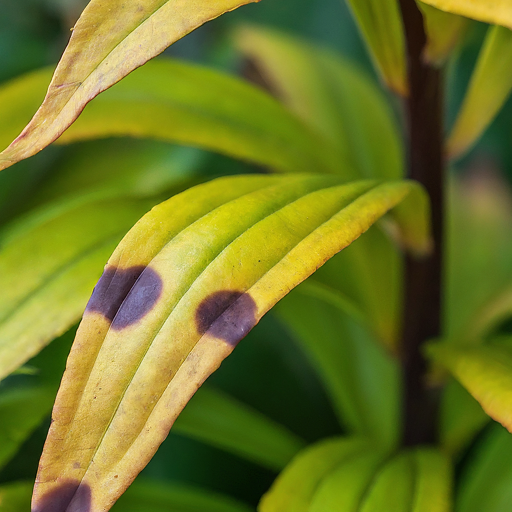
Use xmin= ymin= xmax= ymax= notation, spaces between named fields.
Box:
xmin=399 ymin=0 xmax=444 ymax=446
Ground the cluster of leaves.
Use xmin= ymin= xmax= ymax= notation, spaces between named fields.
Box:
xmin=1 ymin=0 xmax=512 ymax=511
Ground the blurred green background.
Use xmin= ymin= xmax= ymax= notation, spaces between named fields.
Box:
xmin=1 ymin=0 xmax=511 ymax=509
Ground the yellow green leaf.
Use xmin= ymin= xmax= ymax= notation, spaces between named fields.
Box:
xmin=33 ymin=174 xmax=426 ymax=512
xmin=343 ymin=0 xmax=408 ymax=95
xmin=447 ymin=25 xmax=512 ymax=159
xmin=418 ymin=2 xmax=469 ymax=65
xmin=233 ymin=24 xmax=404 ymax=180
xmin=427 ymin=340 xmax=512 ymax=432
xmin=0 ymin=0 xmax=259 ymax=172
xmin=0 ymin=60 xmax=342 ymax=176
xmin=259 ymin=437 xmax=373 ymax=512
xmin=419 ymin=0 xmax=512 ymax=27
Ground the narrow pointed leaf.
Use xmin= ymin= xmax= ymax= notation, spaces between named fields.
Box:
xmin=0 ymin=60 xmax=343 ymax=176
xmin=360 ymin=449 xmax=452 ymax=512
xmin=418 ymin=2 xmax=469 ymax=66
xmin=259 ymin=437 xmax=372 ymax=512
xmin=0 ymin=0 xmax=259 ymax=172
xmin=448 ymin=25 xmax=512 ymax=159
xmin=427 ymin=339 xmax=512 ymax=431
xmin=233 ymin=25 xmax=403 ymax=179
xmin=420 ymin=0 xmax=512 ymax=27
xmin=33 ymin=174 xmax=424 ymax=512
xmin=0 ymin=194 xmax=153 ymax=380
xmin=173 ymin=386 xmax=306 ymax=471
xmin=275 ymin=281 xmax=400 ymax=449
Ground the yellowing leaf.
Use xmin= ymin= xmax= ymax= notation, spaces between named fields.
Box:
xmin=418 ymin=2 xmax=469 ymax=65
xmin=427 ymin=340 xmax=512 ymax=432
xmin=447 ymin=25 xmax=512 ymax=159
xmin=0 ymin=0 xmax=258 ymax=172
xmin=343 ymin=0 xmax=408 ymax=95
xmin=420 ymin=0 xmax=512 ymax=27
xmin=33 ymin=174 xmax=427 ymax=512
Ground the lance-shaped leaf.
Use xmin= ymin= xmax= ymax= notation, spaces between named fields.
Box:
xmin=0 ymin=0 xmax=259 ymax=172
xmin=427 ymin=339 xmax=512 ymax=431
xmin=173 ymin=386 xmax=306 ymax=471
xmin=447 ymin=25 xmax=512 ymax=159
xmin=0 ymin=194 xmax=153 ymax=381
xmin=233 ymin=24 xmax=404 ymax=180
xmin=0 ymin=59 xmax=343 ymax=176
xmin=419 ymin=0 xmax=512 ymax=27
xmin=418 ymin=2 xmax=469 ymax=66
xmin=342 ymin=0 xmax=407 ymax=95
xmin=32 ymin=174 xmax=428 ymax=512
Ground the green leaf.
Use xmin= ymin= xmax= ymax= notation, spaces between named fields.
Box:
xmin=457 ymin=424 xmax=512 ymax=512
xmin=233 ymin=24 xmax=404 ymax=180
xmin=418 ymin=2 xmax=469 ymax=66
xmin=0 ymin=60 xmax=343 ymax=177
xmin=0 ymin=0 xmax=259 ymax=172
xmin=274 ymin=280 xmax=400 ymax=449
xmin=33 ymin=174 xmax=426 ymax=512
xmin=419 ymin=0 xmax=512 ymax=27
xmin=427 ymin=339 xmax=512 ymax=432
xmin=0 ymin=194 xmax=153 ymax=380
xmin=0 ymin=481 xmax=32 ymax=512
xmin=259 ymin=437 xmax=373 ymax=512
xmin=342 ymin=0 xmax=407 ymax=95
xmin=173 ymin=386 xmax=306 ymax=471
xmin=360 ymin=448 xmax=452 ymax=512
xmin=448 ymin=25 xmax=512 ymax=159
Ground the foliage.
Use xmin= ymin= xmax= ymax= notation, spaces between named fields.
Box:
xmin=1 ymin=0 xmax=512 ymax=511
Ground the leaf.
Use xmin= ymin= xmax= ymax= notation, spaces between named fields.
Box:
xmin=360 ymin=448 xmax=452 ymax=512
xmin=447 ymin=25 xmax=512 ymax=159
xmin=342 ymin=0 xmax=408 ymax=95
xmin=457 ymin=424 xmax=512 ymax=512
xmin=0 ymin=60 xmax=344 ymax=176
xmin=173 ymin=386 xmax=306 ymax=471
xmin=426 ymin=339 xmax=512 ymax=432
xmin=32 ymin=174 xmax=426 ymax=512
xmin=0 ymin=481 xmax=32 ymax=512
xmin=419 ymin=0 xmax=512 ymax=27
xmin=258 ymin=437 xmax=373 ymax=512
xmin=0 ymin=0 xmax=260 ymax=172
xmin=274 ymin=280 xmax=400 ymax=449
xmin=0 ymin=194 xmax=153 ymax=381
xmin=418 ymin=2 xmax=469 ymax=65
xmin=233 ymin=24 xmax=404 ymax=180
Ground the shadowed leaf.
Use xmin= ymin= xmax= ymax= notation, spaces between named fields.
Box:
xmin=420 ymin=0 xmax=512 ymax=27
xmin=33 ymin=174 xmax=428 ymax=512
xmin=448 ymin=25 xmax=512 ymax=159
xmin=0 ymin=0 xmax=259 ymax=172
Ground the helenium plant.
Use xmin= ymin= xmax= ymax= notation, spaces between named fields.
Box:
xmin=1 ymin=0 xmax=512 ymax=511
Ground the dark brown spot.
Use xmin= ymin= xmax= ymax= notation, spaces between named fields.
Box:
xmin=34 ymin=480 xmax=91 ymax=512
xmin=196 ymin=290 xmax=258 ymax=346
xmin=85 ymin=265 xmax=162 ymax=329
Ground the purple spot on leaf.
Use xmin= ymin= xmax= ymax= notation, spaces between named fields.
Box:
xmin=196 ymin=290 xmax=258 ymax=346
xmin=85 ymin=265 xmax=162 ymax=329
xmin=34 ymin=480 xmax=91 ymax=512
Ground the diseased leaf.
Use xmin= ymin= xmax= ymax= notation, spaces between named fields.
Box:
xmin=33 ymin=174 xmax=428 ymax=512
xmin=418 ymin=2 xmax=468 ymax=66
xmin=233 ymin=24 xmax=404 ymax=180
xmin=174 ymin=386 xmax=306 ymax=471
xmin=448 ymin=25 xmax=512 ymax=159
xmin=457 ymin=424 xmax=512 ymax=512
xmin=259 ymin=437 xmax=372 ymax=512
xmin=427 ymin=339 xmax=512 ymax=432
xmin=0 ymin=194 xmax=153 ymax=380
xmin=342 ymin=0 xmax=407 ymax=95
xmin=419 ymin=0 xmax=512 ymax=28
xmin=0 ymin=0 xmax=260 ymax=172
xmin=0 ymin=61 xmax=343 ymax=176
xmin=275 ymin=280 xmax=400 ymax=449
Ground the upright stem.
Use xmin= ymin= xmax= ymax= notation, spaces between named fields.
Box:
xmin=399 ymin=0 xmax=444 ymax=446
